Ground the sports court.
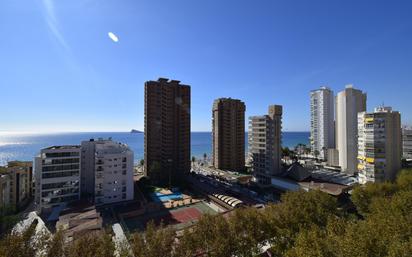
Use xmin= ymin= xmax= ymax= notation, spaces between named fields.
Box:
xmin=122 ymin=201 xmax=217 ymax=233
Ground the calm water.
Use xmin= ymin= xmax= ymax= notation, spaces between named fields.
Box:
xmin=0 ymin=132 xmax=309 ymax=165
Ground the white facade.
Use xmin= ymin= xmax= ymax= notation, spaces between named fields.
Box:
xmin=358 ymin=107 xmax=402 ymax=184
xmin=310 ymin=86 xmax=335 ymax=160
xmin=336 ymin=85 xmax=367 ymax=174
xmin=35 ymin=146 xmax=81 ymax=212
xmin=402 ymin=127 xmax=412 ymax=160
xmin=88 ymin=139 xmax=134 ymax=205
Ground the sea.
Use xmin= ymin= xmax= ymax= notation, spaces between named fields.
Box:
xmin=0 ymin=132 xmax=309 ymax=166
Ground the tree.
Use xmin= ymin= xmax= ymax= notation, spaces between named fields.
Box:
xmin=396 ymin=168 xmax=412 ymax=191
xmin=0 ymin=205 xmax=19 ymax=235
xmin=191 ymin=156 xmax=196 ymax=163
xmin=229 ymin=208 xmax=269 ymax=256
xmin=351 ymin=182 xmax=397 ymax=216
xmin=203 ymin=153 xmax=207 ymax=162
xmin=65 ymin=231 xmax=115 ymax=257
xmin=314 ymin=150 xmax=320 ymax=161
xmin=0 ymin=221 xmax=38 ymax=257
xmin=130 ymin=221 xmax=175 ymax=257
xmin=282 ymin=147 xmax=291 ymax=157
xmin=265 ymin=190 xmax=339 ymax=255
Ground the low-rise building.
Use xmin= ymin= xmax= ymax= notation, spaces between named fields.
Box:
xmin=327 ymin=149 xmax=339 ymax=167
xmin=56 ymin=203 xmax=103 ymax=242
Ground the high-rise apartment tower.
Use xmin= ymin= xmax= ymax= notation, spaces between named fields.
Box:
xmin=336 ymin=85 xmax=367 ymax=174
xmin=402 ymin=127 xmax=412 ymax=159
xmin=249 ymin=105 xmax=282 ymax=185
xmin=144 ymin=78 xmax=191 ymax=186
xmin=358 ymin=106 xmax=402 ymax=184
xmin=212 ymin=98 xmax=246 ymax=172
xmin=310 ymin=86 xmax=335 ymax=160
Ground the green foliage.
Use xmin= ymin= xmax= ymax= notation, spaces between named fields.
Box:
xmin=265 ymin=190 xmax=339 ymax=255
xmin=0 ymin=205 xmax=19 ymax=235
xmin=0 ymin=167 xmax=7 ymax=174
xmin=282 ymin=147 xmax=292 ymax=157
xmin=67 ymin=231 xmax=115 ymax=257
xmin=396 ymin=168 xmax=412 ymax=191
xmin=351 ymin=182 xmax=397 ymax=216
xmin=131 ymin=221 xmax=175 ymax=257
xmin=0 ymin=222 xmax=38 ymax=257
xmin=2 ymin=170 xmax=412 ymax=257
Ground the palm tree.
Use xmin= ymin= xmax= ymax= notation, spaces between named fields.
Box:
xmin=139 ymin=159 xmax=145 ymax=173
xmin=314 ymin=150 xmax=320 ymax=162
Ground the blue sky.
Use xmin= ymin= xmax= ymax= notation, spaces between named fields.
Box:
xmin=1 ymin=0 xmax=411 ymax=132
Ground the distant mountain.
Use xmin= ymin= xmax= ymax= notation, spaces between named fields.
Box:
xmin=130 ymin=129 xmax=143 ymax=133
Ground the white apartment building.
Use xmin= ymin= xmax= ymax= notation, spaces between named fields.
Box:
xmin=35 ymin=146 xmax=81 ymax=212
xmin=358 ymin=107 xmax=402 ymax=184
xmin=336 ymin=85 xmax=367 ymax=174
xmin=249 ymin=105 xmax=282 ymax=185
xmin=82 ymin=139 xmax=134 ymax=206
xmin=310 ymin=86 xmax=335 ymax=160
xmin=402 ymin=127 xmax=412 ymax=160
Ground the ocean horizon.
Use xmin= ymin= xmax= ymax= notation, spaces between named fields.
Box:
xmin=0 ymin=131 xmax=310 ymax=166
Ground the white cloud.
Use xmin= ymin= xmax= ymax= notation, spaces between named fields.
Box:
xmin=108 ymin=32 xmax=119 ymax=42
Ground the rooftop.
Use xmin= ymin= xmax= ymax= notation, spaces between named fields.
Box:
xmin=44 ymin=145 xmax=80 ymax=150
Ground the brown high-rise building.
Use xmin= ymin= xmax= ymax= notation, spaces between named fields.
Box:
xmin=212 ymin=98 xmax=246 ymax=172
xmin=144 ymin=78 xmax=191 ymax=186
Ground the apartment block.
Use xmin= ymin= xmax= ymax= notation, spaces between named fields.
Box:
xmin=7 ymin=161 xmax=33 ymax=210
xmin=402 ymin=127 xmax=412 ymax=159
xmin=249 ymin=105 xmax=282 ymax=185
xmin=144 ymin=78 xmax=191 ymax=186
xmin=336 ymin=85 xmax=367 ymax=174
xmin=310 ymin=86 xmax=335 ymax=160
xmin=212 ymin=98 xmax=246 ymax=172
xmin=358 ymin=107 xmax=402 ymax=184
xmin=35 ymin=146 xmax=81 ymax=212
xmin=0 ymin=174 xmax=10 ymax=209
xmin=82 ymin=139 xmax=134 ymax=205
